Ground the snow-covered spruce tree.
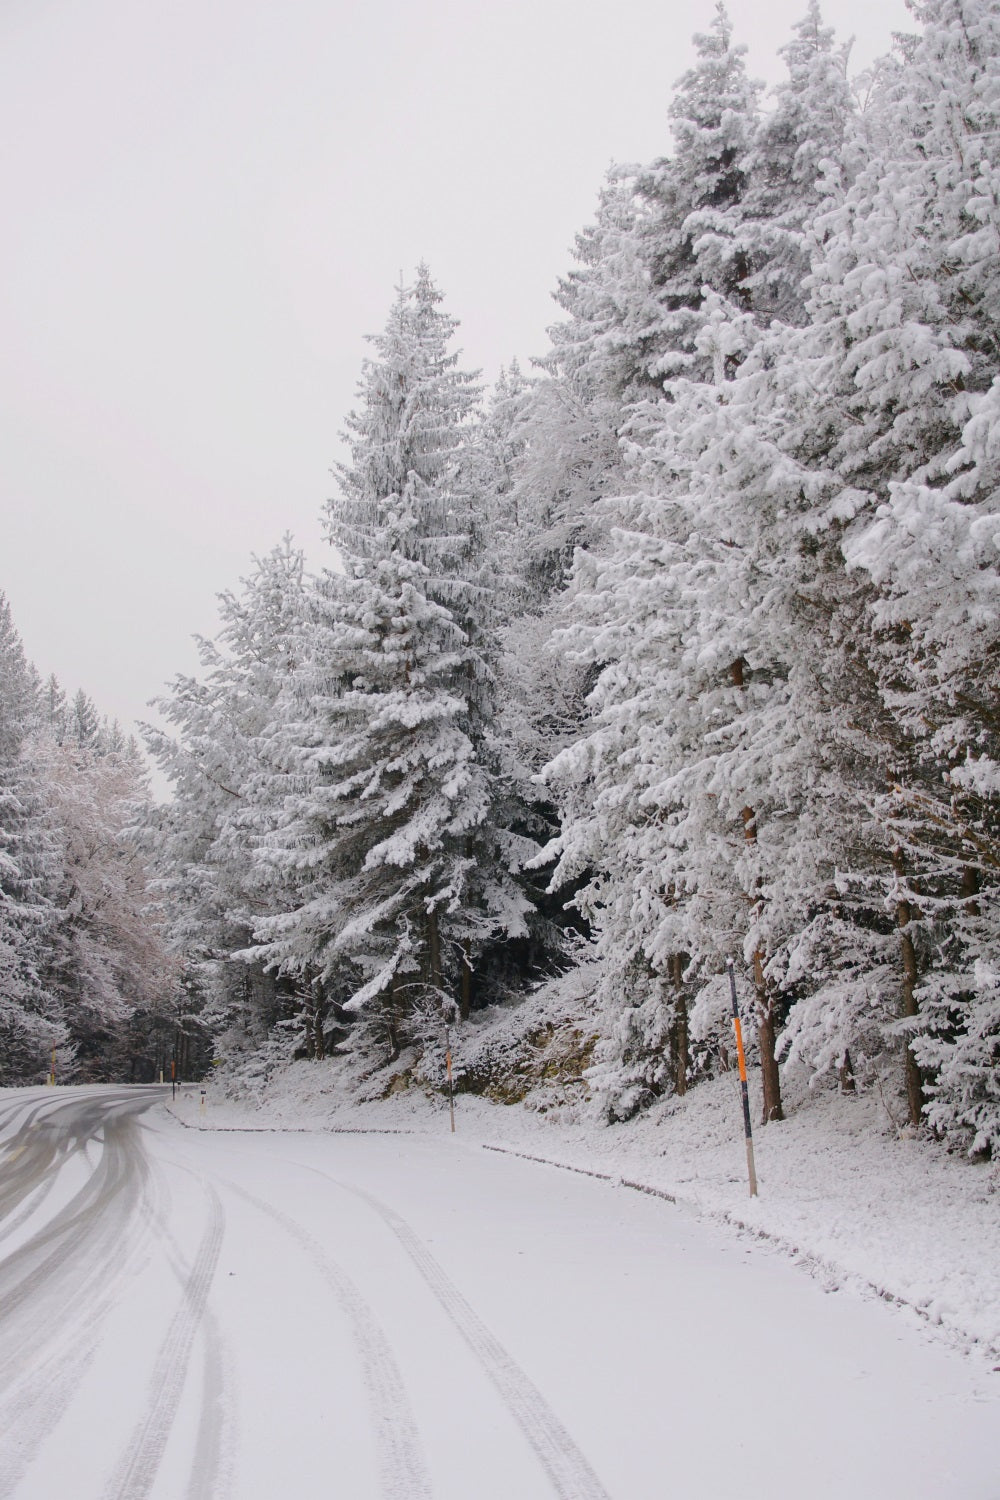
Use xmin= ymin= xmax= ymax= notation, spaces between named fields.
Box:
xmin=638 ymin=0 xmax=1000 ymax=1139
xmin=806 ymin=0 xmax=1000 ymax=1145
xmin=495 ymin=171 xmax=654 ymax=847
xmin=462 ymin=364 xmax=574 ymax=992
xmin=512 ymin=168 xmax=649 ymax=610
xmin=537 ymin=9 xmax=776 ymax=1122
xmin=742 ymin=0 xmax=856 ymax=325
xmin=248 ymin=270 xmax=535 ymax=1058
xmin=145 ymin=539 xmax=310 ymax=1065
xmin=0 ymin=595 xmax=64 ymax=1080
xmin=630 ymin=2 xmax=762 ymax=385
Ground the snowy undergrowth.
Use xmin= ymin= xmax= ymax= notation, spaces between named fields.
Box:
xmin=175 ymin=964 xmax=1000 ymax=1365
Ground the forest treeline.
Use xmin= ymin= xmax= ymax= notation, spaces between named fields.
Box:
xmin=0 ymin=604 xmax=186 ymax=1083
xmin=3 ymin=1 xmax=998 ymax=1154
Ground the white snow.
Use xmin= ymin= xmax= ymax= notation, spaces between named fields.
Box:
xmin=1 ymin=1080 xmax=998 ymax=1498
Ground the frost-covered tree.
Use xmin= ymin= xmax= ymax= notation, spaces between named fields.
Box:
xmin=812 ymin=0 xmax=1000 ymax=1143
xmin=632 ymin=1 xmax=762 ymax=383
xmin=743 ymin=1 xmax=856 ymax=324
xmin=249 ymin=271 xmax=535 ymax=1054
xmin=535 ymin=10 xmax=777 ymax=1121
xmin=40 ymin=733 xmax=175 ymax=1078
xmin=513 ymin=169 xmax=648 ymax=607
xmin=0 ymin=595 xmax=173 ymax=1082
xmin=0 ymin=595 xmax=64 ymax=1079
xmin=145 ymin=539 xmax=309 ymax=1057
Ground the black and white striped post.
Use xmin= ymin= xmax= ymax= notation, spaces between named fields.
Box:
xmin=727 ymin=959 xmax=758 ymax=1197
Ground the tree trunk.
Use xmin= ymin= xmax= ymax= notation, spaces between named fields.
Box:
xmin=960 ymin=863 xmax=980 ymax=915
xmin=754 ymin=949 xmax=784 ymax=1124
xmin=893 ymin=849 xmax=924 ymax=1128
xmin=426 ymin=906 xmax=443 ymax=994
xmin=386 ymin=972 xmax=403 ymax=1063
xmin=312 ymin=982 xmax=326 ymax=1061
xmin=460 ymin=940 xmax=472 ymax=1022
xmin=839 ymin=1048 xmax=856 ymax=1094
xmin=670 ymin=953 xmax=688 ymax=1096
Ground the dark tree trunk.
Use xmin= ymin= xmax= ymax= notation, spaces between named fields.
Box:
xmin=893 ymin=849 xmax=924 ymax=1128
xmin=670 ymin=953 xmax=688 ymax=1096
xmin=312 ymin=985 xmax=326 ymax=1061
xmin=960 ymin=863 xmax=980 ymax=915
xmin=426 ymin=906 xmax=443 ymax=994
xmin=460 ymin=940 xmax=472 ymax=1022
xmin=386 ymin=973 xmax=403 ymax=1063
xmin=754 ymin=949 xmax=784 ymax=1124
xmin=839 ymin=1048 xmax=856 ymax=1094
xmin=731 ymin=659 xmax=783 ymax=1124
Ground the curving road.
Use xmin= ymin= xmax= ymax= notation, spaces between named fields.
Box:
xmin=0 ymin=1087 xmax=996 ymax=1500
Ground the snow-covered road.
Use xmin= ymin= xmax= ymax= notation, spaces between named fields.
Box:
xmin=0 ymin=1087 xmax=995 ymax=1500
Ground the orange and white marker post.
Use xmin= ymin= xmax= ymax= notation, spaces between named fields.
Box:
xmin=445 ymin=1024 xmax=456 ymax=1134
xmin=727 ymin=959 xmax=758 ymax=1197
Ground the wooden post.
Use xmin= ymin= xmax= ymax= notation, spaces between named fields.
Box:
xmin=727 ymin=960 xmax=758 ymax=1197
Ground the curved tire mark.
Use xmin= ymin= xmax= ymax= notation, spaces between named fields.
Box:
xmin=0 ymin=1094 xmax=162 ymax=1495
xmin=315 ymin=1170 xmax=612 ymax=1500
xmin=104 ymin=1185 xmax=225 ymax=1500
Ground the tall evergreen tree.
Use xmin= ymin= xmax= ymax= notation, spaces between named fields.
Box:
xmin=146 ymin=540 xmax=309 ymax=1057
xmin=0 ymin=595 xmax=63 ymax=1079
xmin=250 ymin=271 xmax=534 ymax=1054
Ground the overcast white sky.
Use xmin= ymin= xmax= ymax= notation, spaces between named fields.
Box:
xmin=1 ymin=0 xmax=909 ymax=770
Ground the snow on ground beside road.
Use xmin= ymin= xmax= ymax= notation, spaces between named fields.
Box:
xmin=170 ymin=995 xmax=1000 ymax=1367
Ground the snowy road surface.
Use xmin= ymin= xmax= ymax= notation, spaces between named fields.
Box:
xmin=0 ymin=1088 xmax=996 ymax=1500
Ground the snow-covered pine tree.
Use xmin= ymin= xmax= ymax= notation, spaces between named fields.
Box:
xmin=811 ymin=0 xmax=1000 ymax=1145
xmin=0 ymin=595 xmax=64 ymax=1080
xmin=632 ymin=1 xmax=762 ymax=384
xmin=655 ymin=0 xmax=1000 ymax=1139
xmin=536 ymin=8 xmax=789 ymax=1121
xmin=512 ymin=168 xmax=648 ymax=609
xmin=145 ymin=539 xmax=309 ymax=1061
xmin=249 ymin=270 xmax=534 ymax=1056
xmin=743 ymin=0 xmax=856 ymax=325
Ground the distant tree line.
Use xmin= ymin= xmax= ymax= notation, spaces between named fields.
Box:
xmin=0 ymin=596 xmax=209 ymax=1083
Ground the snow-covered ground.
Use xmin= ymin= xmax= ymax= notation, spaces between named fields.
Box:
xmin=175 ymin=1015 xmax=1000 ymax=1369
xmin=1 ymin=1082 xmax=997 ymax=1499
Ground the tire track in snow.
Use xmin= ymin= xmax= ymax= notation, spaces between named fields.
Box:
xmin=222 ymin=1179 xmax=433 ymax=1500
xmin=307 ymin=1168 xmax=612 ymax=1500
xmin=148 ymin=1167 xmax=236 ymax=1500
xmin=0 ymin=1109 xmax=154 ymax=1368
xmin=183 ymin=1307 xmax=232 ymax=1500
xmin=0 ymin=1095 xmax=162 ymax=1496
xmin=104 ymin=1183 xmax=225 ymax=1500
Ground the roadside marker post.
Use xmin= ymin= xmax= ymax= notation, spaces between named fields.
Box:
xmin=171 ymin=1059 xmax=176 ymax=1100
xmin=199 ymin=1090 xmax=206 ymax=1117
xmin=445 ymin=1024 xmax=456 ymax=1134
xmin=49 ymin=1047 xmax=56 ymax=1087
xmin=727 ymin=959 xmax=758 ymax=1198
